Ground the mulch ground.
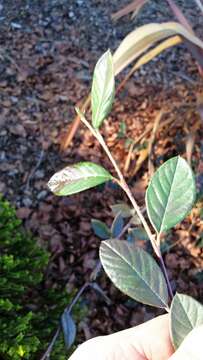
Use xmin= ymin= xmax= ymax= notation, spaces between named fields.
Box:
xmin=0 ymin=0 xmax=203 ymax=343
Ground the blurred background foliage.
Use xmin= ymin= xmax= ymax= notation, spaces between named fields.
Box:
xmin=0 ymin=198 xmax=86 ymax=359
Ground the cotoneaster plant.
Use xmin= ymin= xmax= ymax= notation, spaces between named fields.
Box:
xmin=48 ymin=50 xmax=203 ymax=351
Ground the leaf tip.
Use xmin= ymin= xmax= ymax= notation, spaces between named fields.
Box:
xmin=91 ymin=49 xmax=115 ymax=129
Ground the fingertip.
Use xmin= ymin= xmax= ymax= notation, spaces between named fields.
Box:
xmin=169 ymin=325 xmax=203 ymax=360
xmin=69 ymin=337 xmax=105 ymax=360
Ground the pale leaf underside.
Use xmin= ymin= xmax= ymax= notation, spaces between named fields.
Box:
xmin=48 ymin=162 xmax=113 ymax=196
xmin=91 ymin=50 xmax=115 ymax=129
xmin=100 ymin=239 xmax=169 ymax=308
xmin=170 ymin=293 xmax=203 ymax=349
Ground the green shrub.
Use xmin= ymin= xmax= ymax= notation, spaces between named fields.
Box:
xmin=0 ymin=198 xmax=85 ymax=359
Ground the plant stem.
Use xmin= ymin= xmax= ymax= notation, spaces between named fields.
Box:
xmin=68 ymin=282 xmax=90 ymax=313
xmin=156 ymin=233 xmax=173 ymax=300
xmin=99 ymin=133 xmax=174 ymax=300
xmin=158 ymin=251 xmax=173 ymax=301
xmin=194 ymin=0 xmax=203 ymax=12
xmin=96 ymin=131 xmax=159 ymax=257
xmin=40 ymin=327 xmax=60 ymax=360
xmin=40 ymin=283 xmax=90 ymax=360
xmin=79 ymin=113 xmax=174 ymax=302
xmin=121 ymin=182 xmax=160 ymax=255
xmin=117 ymin=218 xmax=132 ymax=239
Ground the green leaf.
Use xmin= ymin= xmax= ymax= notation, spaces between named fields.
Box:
xmin=91 ymin=219 xmax=111 ymax=240
xmin=111 ymin=203 xmax=134 ymax=218
xmin=111 ymin=213 xmax=124 ymax=238
xmin=61 ymin=310 xmax=76 ymax=349
xmin=170 ymin=293 xmax=203 ymax=349
xmin=128 ymin=228 xmax=149 ymax=242
xmin=117 ymin=121 xmax=126 ymax=138
xmin=146 ymin=156 xmax=196 ymax=233
xmin=91 ymin=50 xmax=115 ymax=129
xmin=99 ymin=239 xmax=169 ymax=308
xmin=48 ymin=162 xmax=113 ymax=196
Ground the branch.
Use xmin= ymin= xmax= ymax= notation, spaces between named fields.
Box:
xmin=78 ymin=111 xmax=175 ymax=306
xmin=40 ymin=283 xmax=90 ymax=360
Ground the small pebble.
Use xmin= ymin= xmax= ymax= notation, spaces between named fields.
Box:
xmin=37 ymin=190 xmax=48 ymax=200
xmin=69 ymin=11 xmax=74 ymax=18
xmin=35 ymin=170 xmax=45 ymax=179
xmin=22 ymin=197 xmax=32 ymax=207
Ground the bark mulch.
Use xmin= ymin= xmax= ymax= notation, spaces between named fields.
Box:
xmin=0 ymin=0 xmax=203 ymax=342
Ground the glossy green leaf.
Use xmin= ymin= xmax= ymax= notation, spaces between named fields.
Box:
xmin=91 ymin=50 xmax=115 ymax=129
xmin=146 ymin=156 xmax=196 ymax=233
xmin=91 ymin=219 xmax=111 ymax=240
xmin=170 ymin=293 xmax=203 ymax=349
xmin=99 ymin=239 xmax=169 ymax=308
xmin=48 ymin=162 xmax=113 ymax=196
xmin=111 ymin=212 xmax=124 ymax=238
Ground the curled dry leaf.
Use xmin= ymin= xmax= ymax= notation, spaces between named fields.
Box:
xmin=113 ymin=22 xmax=203 ymax=75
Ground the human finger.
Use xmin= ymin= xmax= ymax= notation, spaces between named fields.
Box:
xmin=169 ymin=325 xmax=203 ymax=360
xmin=69 ymin=314 xmax=174 ymax=360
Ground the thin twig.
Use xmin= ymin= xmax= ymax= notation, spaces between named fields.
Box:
xmin=83 ymin=122 xmax=160 ymax=257
xmin=60 ymin=95 xmax=91 ymax=151
xmin=25 ymin=150 xmax=45 ymax=191
xmin=194 ymin=0 xmax=203 ymax=12
xmin=119 ymin=180 xmax=159 ymax=256
xmin=124 ymin=142 xmax=134 ymax=174
xmin=128 ymin=114 xmax=177 ymax=178
xmin=148 ymin=110 xmax=164 ymax=176
xmin=157 ymin=233 xmax=173 ymax=300
xmin=129 ymin=148 xmax=148 ymax=178
xmin=111 ymin=0 xmax=147 ymax=21
xmin=117 ymin=218 xmax=132 ymax=239
xmin=97 ymin=132 xmax=156 ymax=244
xmin=158 ymin=251 xmax=174 ymax=301
xmin=40 ymin=327 xmax=60 ymax=360
xmin=40 ymin=283 xmax=90 ymax=360
xmin=68 ymin=282 xmax=90 ymax=313
xmin=171 ymin=70 xmax=196 ymax=85
xmin=89 ymin=260 xmax=102 ymax=281
xmin=77 ymin=108 xmax=98 ymax=137
xmin=89 ymin=283 xmax=112 ymax=305
xmin=0 ymin=49 xmax=24 ymax=76
xmin=99 ymin=123 xmax=174 ymax=301
xmin=79 ymin=112 xmax=174 ymax=308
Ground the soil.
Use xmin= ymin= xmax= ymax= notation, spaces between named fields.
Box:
xmin=0 ymin=0 xmax=203 ymax=350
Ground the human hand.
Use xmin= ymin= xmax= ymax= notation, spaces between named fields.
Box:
xmin=69 ymin=314 xmax=203 ymax=360
xmin=69 ymin=314 xmax=173 ymax=360
xmin=169 ymin=323 xmax=203 ymax=360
